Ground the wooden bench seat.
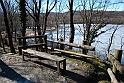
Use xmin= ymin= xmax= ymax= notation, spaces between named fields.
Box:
xmin=22 ymin=49 xmax=66 ymax=74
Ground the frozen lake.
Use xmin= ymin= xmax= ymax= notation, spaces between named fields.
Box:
xmin=46 ymin=24 xmax=124 ymax=65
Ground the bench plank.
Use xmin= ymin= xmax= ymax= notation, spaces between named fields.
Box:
xmin=22 ymin=49 xmax=65 ymax=61
xmin=19 ymin=43 xmax=46 ymax=48
xmin=17 ymin=35 xmax=46 ymax=39
xmin=22 ymin=49 xmax=66 ymax=75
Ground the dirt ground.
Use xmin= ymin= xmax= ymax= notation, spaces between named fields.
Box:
xmin=0 ymin=53 xmax=95 ymax=83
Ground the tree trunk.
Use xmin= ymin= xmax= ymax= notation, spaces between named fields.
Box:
xmin=10 ymin=19 xmax=14 ymax=35
xmin=0 ymin=0 xmax=15 ymax=53
xmin=37 ymin=26 xmax=41 ymax=35
xmin=85 ymin=21 xmax=91 ymax=46
xmin=14 ymin=29 xmax=16 ymax=42
xmin=69 ymin=0 xmax=74 ymax=49
xmin=36 ymin=20 xmax=41 ymax=36
xmin=22 ymin=29 xmax=26 ymax=45
xmin=42 ymin=16 xmax=47 ymax=35
xmin=0 ymin=33 xmax=6 ymax=52
xmin=35 ymin=20 xmax=41 ymax=50
xmin=0 ymin=32 xmax=2 ymax=47
xmin=19 ymin=0 xmax=27 ymax=45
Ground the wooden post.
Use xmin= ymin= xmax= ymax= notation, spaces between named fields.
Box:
xmin=57 ymin=61 xmax=60 ymax=75
xmin=36 ymin=38 xmax=38 ymax=51
xmin=45 ymin=35 xmax=47 ymax=53
xmin=107 ymin=54 xmax=124 ymax=76
xmin=63 ymin=59 xmax=66 ymax=70
xmin=18 ymin=38 xmax=22 ymax=55
xmin=22 ymin=51 xmax=25 ymax=61
xmin=113 ymin=49 xmax=123 ymax=78
xmin=60 ymin=38 xmax=64 ymax=50
xmin=107 ymin=68 xmax=118 ymax=83
xmin=82 ymin=40 xmax=87 ymax=54
xmin=39 ymin=36 xmax=43 ymax=52
xmin=114 ymin=50 xmax=122 ymax=62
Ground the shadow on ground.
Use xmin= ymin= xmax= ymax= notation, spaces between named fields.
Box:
xmin=33 ymin=60 xmax=94 ymax=83
xmin=0 ymin=60 xmax=33 ymax=83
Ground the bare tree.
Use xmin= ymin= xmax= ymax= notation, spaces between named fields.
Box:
xmin=26 ymin=0 xmax=57 ymax=35
xmin=55 ymin=0 xmax=68 ymax=41
xmin=77 ymin=0 xmax=110 ymax=45
xmin=42 ymin=0 xmax=57 ymax=35
xmin=0 ymin=0 xmax=15 ymax=53
xmin=4 ymin=0 xmax=18 ymax=35
xmin=26 ymin=0 xmax=42 ymax=36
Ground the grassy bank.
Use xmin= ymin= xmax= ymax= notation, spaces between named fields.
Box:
xmin=55 ymin=52 xmax=112 ymax=82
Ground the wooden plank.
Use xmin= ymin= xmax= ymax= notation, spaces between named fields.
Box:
xmin=18 ymin=43 xmax=46 ymax=48
xmin=22 ymin=49 xmax=65 ymax=61
xmin=47 ymin=39 xmax=95 ymax=51
xmin=48 ymin=47 xmax=94 ymax=58
xmin=51 ymin=51 xmax=61 ymax=55
xmin=107 ymin=68 xmax=118 ymax=83
xmin=107 ymin=54 xmax=124 ymax=76
xmin=17 ymin=35 xmax=45 ymax=39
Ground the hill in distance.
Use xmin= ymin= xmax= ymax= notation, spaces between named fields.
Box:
xmin=47 ymin=10 xmax=124 ymax=24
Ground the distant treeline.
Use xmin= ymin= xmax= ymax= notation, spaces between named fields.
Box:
xmin=46 ymin=10 xmax=124 ymax=25
xmin=0 ymin=10 xmax=124 ymax=29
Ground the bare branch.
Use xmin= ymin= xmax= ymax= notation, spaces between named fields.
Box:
xmin=107 ymin=27 xmax=118 ymax=53
xmin=26 ymin=9 xmax=35 ymax=20
xmin=47 ymin=0 xmax=57 ymax=16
